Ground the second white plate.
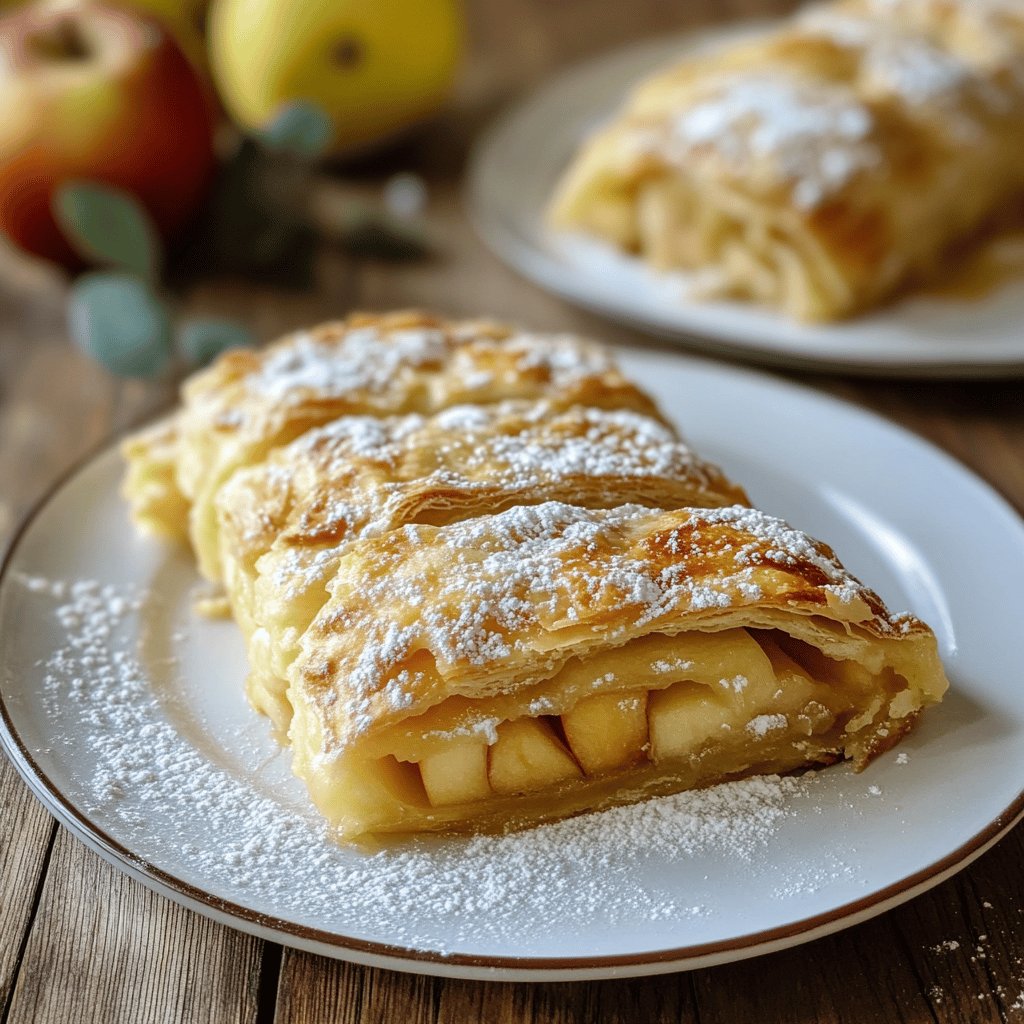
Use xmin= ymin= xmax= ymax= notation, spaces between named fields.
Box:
xmin=1 ymin=351 xmax=1023 ymax=980
xmin=467 ymin=27 xmax=1024 ymax=377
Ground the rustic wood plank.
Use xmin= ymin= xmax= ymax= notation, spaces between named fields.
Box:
xmin=0 ymin=760 xmax=54 ymax=1018
xmin=693 ymin=915 xmax=945 ymax=1024
xmin=275 ymin=956 xmax=440 ymax=1024
xmin=435 ymin=974 xmax=695 ymax=1024
xmin=0 ymin=256 xmax=115 ymax=1019
xmin=4 ymin=827 xmax=264 ymax=1024
xmin=274 ymin=952 xmax=698 ymax=1024
xmin=894 ymin=826 xmax=1024 ymax=1023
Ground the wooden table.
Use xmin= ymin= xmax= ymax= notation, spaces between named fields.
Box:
xmin=2 ymin=1 xmax=1023 ymax=1020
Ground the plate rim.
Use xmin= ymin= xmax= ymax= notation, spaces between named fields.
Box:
xmin=1 ymin=361 xmax=1023 ymax=980
xmin=465 ymin=26 xmax=1024 ymax=380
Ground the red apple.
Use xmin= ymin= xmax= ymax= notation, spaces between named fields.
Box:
xmin=0 ymin=0 xmax=216 ymax=267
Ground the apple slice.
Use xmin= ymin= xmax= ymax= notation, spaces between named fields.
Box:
xmin=562 ymin=690 xmax=649 ymax=775
xmin=664 ymin=628 xmax=777 ymax=694
xmin=648 ymin=682 xmax=729 ymax=762
xmin=418 ymin=740 xmax=491 ymax=808
xmin=488 ymin=717 xmax=582 ymax=795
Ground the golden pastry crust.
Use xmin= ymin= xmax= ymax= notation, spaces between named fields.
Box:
xmin=289 ymin=502 xmax=947 ymax=838
xmin=838 ymin=0 xmax=1024 ymax=66
xmin=174 ymin=311 xmax=664 ymax=579
xmin=119 ymin=309 xmax=950 ymax=843
xmin=549 ymin=0 xmax=1024 ymax=320
xmin=216 ymin=401 xmax=748 ymax=732
xmin=119 ymin=417 xmax=190 ymax=542
xmin=219 ymin=400 xmax=742 ymax=579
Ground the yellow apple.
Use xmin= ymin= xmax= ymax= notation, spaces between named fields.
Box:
xmin=207 ymin=0 xmax=463 ymax=153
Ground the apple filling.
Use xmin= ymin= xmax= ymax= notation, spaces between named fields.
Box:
xmin=306 ymin=626 xmax=920 ymax=836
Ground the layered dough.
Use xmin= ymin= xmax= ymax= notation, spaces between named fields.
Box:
xmin=120 ymin=417 xmax=190 ymax=542
xmin=291 ymin=503 xmax=947 ymax=837
xmin=122 ymin=311 xmax=661 ymax=579
xmin=548 ymin=0 xmax=1024 ymax=320
xmin=120 ymin=311 xmax=949 ymax=841
xmin=215 ymin=400 xmax=746 ymax=733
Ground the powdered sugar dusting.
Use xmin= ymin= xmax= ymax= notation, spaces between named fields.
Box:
xmin=628 ymin=0 xmax=1024 ymax=209
xmin=250 ymin=401 xmax=732 ymax=588
xmin=287 ymin=402 xmax=703 ymax=490
xmin=798 ymin=8 xmax=1012 ymax=125
xmin=692 ymin=504 xmax=868 ymax=604
xmin=668 ymin=75 xmax=879 ymax=208
xmin=245 ymin=323 xmax=628 ymax=407
xmin=250 ymin=327 xmax=448 ymax=401
xmin=307 ymin=501 xmax=892 ymax=742
xmin=23 ymin=573 xmax=829 ymax=954
xmin=747 ymin=713 xmax=789 ymax=738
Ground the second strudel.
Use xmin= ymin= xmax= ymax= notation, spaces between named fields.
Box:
xmin=549 ymin=0 xmax=1024 ymax=321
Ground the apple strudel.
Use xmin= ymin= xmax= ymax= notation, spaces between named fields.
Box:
xmin=548 ymin=0 xmax=1024 ymax=320
xmin=122 ymin=311 xmax=662 ymax=580
xmin=215 ymin=400 xmax=747 ymax=733
xmin=120 ymin=311 xmax=949 ymax=841
xmin=289 ymin=502 xmax=947 ymax=837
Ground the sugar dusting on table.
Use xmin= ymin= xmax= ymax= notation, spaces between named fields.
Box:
xmin=22 ymin=571 xmax=829 ymax=953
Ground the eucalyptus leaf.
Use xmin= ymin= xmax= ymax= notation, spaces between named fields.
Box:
xmin=258 ymin=101 xmax=334 ymax=159
xmin=177 ymin=318 xmax=255 ymax=368
xmin=68 ymin=272 xmax=171 ymax=379
xmin=53 ymin=181 xmax=161 ymax=280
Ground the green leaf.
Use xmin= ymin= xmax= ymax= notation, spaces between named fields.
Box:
xmin=68 ymin=272 xmax=171 ymax=379
xmin=177 ymin=318 xmax=254 ymax=368
xmin=53 ymin=181 xmax=161 ymax=280
xmin=258 ymin=101 xmax=334 ymax=158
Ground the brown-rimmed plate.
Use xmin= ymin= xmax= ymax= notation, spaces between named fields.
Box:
xmin=1 ymin=350 xmax=1022 ymax=980
xmin=467 ymin=27 xmax=1024 ymax=379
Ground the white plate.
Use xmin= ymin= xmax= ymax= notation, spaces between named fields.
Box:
xmin=467 ymin=27 xmax=1024 ymax=378
xmin=1 ymin=351 xmax=1023 ymax=982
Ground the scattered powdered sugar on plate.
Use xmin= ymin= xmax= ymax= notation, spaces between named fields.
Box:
xmin=23 ymin=572 xmax=827 ymax=954
xmin=770 ymin=856 xmax=861 ymax=900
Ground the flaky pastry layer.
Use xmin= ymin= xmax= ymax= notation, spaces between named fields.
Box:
xmin=288 ymin=503 xmax=948 ymax=838
xmin=548 ymin=0 xmax=1024 ymax=320
xmin=215 ymin=401 xmax=746 ymax=733
xmin=122 ymin=311 xmax=664 ymax=580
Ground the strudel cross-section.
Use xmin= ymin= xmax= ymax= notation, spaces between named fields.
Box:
xmin=549 ymin=0 xmax=1024 ymax=321
xmin=123 ymin=312 xmax=948 ymax=839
